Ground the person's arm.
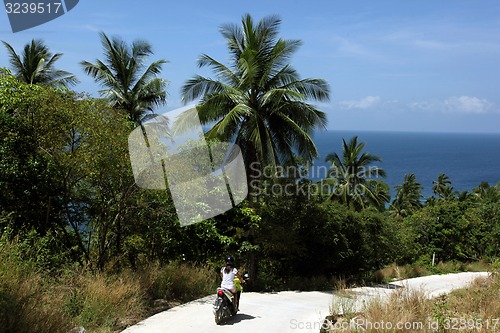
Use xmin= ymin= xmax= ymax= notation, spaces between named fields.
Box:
xmin=235 ymin=271 xmax=245 ymax=283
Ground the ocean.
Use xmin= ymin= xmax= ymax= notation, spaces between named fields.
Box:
xmin=310 ymin=130 xmax=500 ymax=200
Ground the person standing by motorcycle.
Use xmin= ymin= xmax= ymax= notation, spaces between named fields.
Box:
xmin=233 ymin=274 xmax=244 ymax=311
xmin=220 ymin=256 xmax=245 ymax=309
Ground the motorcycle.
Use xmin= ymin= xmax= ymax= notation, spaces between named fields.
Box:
xmin=213 ymin=274 xmax=249 ymax=324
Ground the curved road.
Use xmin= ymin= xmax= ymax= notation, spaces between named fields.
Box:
xmin=121 ymin=272 xmax=488 ymax=333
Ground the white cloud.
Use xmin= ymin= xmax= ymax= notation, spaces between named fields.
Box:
xmin=338 ymin=95 xmax=496 ymax=114
xmin=409 ymin=96 xmax=496 ymax=114
xmin=444 ymin=96 xmax=493 ymax=114
xmin=410 ymin=101 xmax=435 ymax=111
xmin=340 ymin=96 xmax=381 ymax=110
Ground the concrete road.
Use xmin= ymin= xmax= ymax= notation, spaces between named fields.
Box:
xmin=121 ymin=272 xmax=489 ymax=333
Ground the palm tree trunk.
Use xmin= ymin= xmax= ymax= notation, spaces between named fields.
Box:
xmin=245 ymin=142 xmax=261 ymax=206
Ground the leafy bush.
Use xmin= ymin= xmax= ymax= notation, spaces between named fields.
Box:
xmin=255 ymin=196 xmax=416 ymax=289
xmin=405 ymin=199 xmax=499 ymax=262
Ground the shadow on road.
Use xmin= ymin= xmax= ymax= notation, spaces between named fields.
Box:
xmin=220 ymin=313 xmax=257 ymax=325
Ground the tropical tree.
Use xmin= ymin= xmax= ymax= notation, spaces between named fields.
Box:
xmin=180 ymin=14 xmax=330 ymax=194
xmin=81 ymin=32 xmax=168 ymax=124
xmin=2 ymin=39 xmax=78 ymax=87
xmin=323 ymin=136 xmax=388 ymax=211
xmin=0 ymin=71 xmax=138 ymax=268
xmin=390 ymin=173 xmax=423 ymax=218
xmin=472 ymin=182 xmax=499 ymax=203
xmin=432 ymin=173 xmax=454 ymax=199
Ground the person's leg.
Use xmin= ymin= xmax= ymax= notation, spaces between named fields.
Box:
xmin=236 ymin=291 xmax=241 ymax=310
xmin=230 ymin=287 xmax=237 ymax=309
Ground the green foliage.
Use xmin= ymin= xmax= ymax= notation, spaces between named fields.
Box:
xmin=391 ymin=173 xmax=423 ymax=218
xmin=405 ymin=197 xmax=499 ymax=262
xmin=323 ymin=136 xmax=389 ymax=211
xmin=432 ymin=173 xmax=456 ymax=200
xmin=254 ymin=194 xmax=413 ymax=289
xmin=0 ymin=70 xmax=141 ymax=269
xmin=0 ymin=74 xmax=65 ymax=234
xmin=0 ymin=229 xmax=78 ymax=272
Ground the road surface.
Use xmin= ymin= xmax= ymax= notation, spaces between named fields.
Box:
xmin=121 ymin=272 xmax=489 ymax=333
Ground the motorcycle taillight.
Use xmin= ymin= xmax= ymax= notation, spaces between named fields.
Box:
xmin=217 ymin=289 xmax=224 ymax=297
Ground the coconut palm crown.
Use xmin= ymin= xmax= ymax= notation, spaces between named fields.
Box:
xmin=181 ymin=14 xmax=330 ymax=175
xmin=81 ymin=32 xmax=168 ymax=125
xmin=2 ymin=39 xmax=78 ymax=87
xmin=324 ymin=136 xmax=388 ymax=210
xmin=391 ymin=173 xmax=423 ymax=218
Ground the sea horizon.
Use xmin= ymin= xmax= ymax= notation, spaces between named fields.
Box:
xmin=311 ymin=129 xmax=500 ymax=200
xmin=323 ymin=128 xmax=500 ymax=135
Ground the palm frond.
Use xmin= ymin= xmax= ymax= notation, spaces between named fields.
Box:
xmin=197 ymin=54 xmax=238 ymax=85
xmin=181 ymin=76 xmax=231 ymax=103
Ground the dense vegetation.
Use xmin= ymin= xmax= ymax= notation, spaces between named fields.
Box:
xmin=0 ymin=14 xmax=498 ymax=333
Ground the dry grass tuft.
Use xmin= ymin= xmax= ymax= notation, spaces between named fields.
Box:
xmin=327 ymin=271 xmax=499 ymax=333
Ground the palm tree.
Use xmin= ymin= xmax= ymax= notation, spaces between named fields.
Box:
xmin=323 ymin=136 xmax=387 ymax=211
xmin=391 ymin=173 xmax=423 ymax=218
xmin=2 ymin=39 xmax=78 ymax=87
xmin=81 ymin=32 xmax=167 ymax=124
xmin=432 ymin=173 xmax=453 ymax=198
xmin=180 ymin=14 xmax=329 ymax=191
xmin=472 ymin=182 xmax=499 ymax=202
xmin=372 ymin=180 xmax=391 ymax=211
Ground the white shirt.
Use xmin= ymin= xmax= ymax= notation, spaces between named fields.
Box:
xmin=220 ymin=267 xmax=238 ymax=290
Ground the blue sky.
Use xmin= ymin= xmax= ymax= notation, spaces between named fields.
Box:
xmin=2 ymin=0 xmax=500 ymax=133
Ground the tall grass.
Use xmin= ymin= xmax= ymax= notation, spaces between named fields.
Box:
xmin=67 ymin=271 xmax=147 ymax=332
xmin=0 ymin=242 xmax=71 ymax=333
xmin=0 ymin=242 xmax=217 ymax=333
xmin=327 ymin=269 xmax=499 ymax=332
xmin=147 ymin=262 xmax=216 ymax=302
